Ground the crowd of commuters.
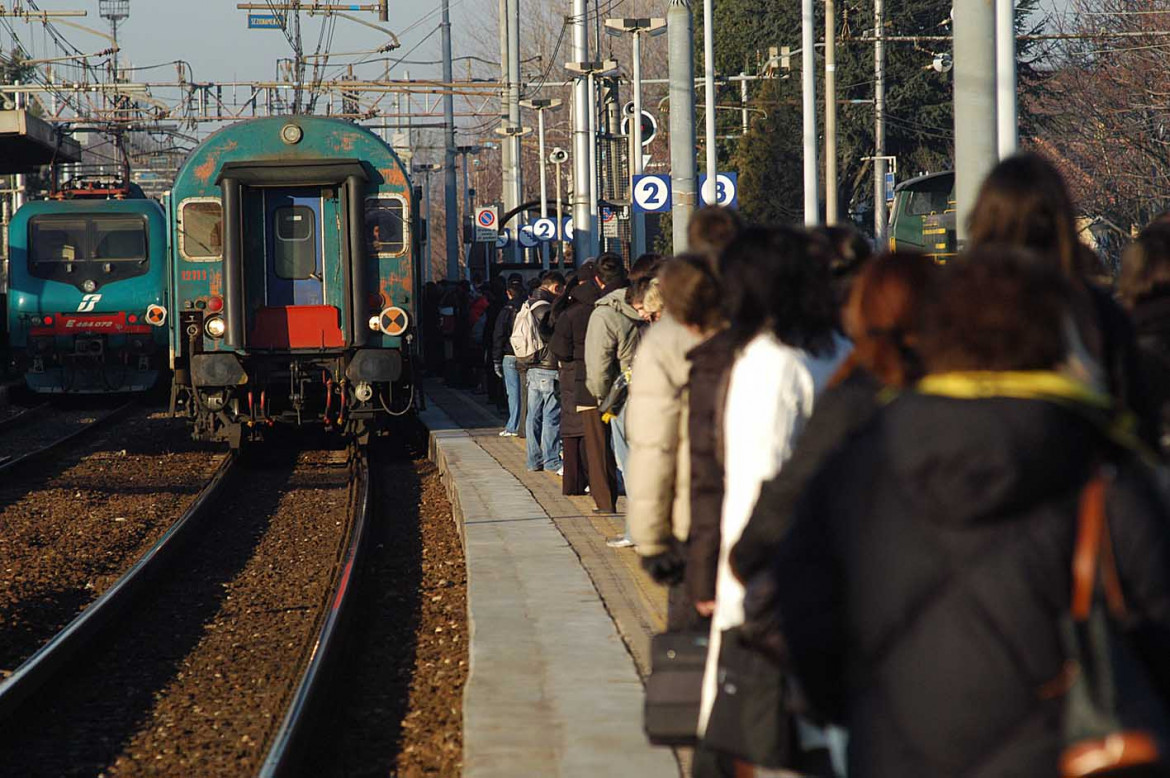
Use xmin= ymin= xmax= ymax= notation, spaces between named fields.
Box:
xmin=428 ymin=150 xmax=1170 ymax=776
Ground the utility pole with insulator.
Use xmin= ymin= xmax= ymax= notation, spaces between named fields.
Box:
xmin=954 ymin=0 xmax=998 ymax=241
xmin=441 ymin=0 xmax=459 ymax=280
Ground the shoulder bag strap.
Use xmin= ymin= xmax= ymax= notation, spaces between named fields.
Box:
xmin=1072 ymin=471 xmax=1129 ymax=622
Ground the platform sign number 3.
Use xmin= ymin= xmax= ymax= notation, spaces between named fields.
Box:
xmin=632 ymin=174 xmax=671 ymax=214
xmin=699 ymin=172 xmax=738 ymax=209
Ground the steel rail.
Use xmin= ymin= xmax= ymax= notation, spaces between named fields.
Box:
xmin=0 ymin=450 xmax=240 ymax=720
xmin=259 ymin=448 xmax=372 ymax=777
xmin=0 ymin=400 xmax=135 ymax=476
xmin=0 ymin=402 xmax=51 ymax=434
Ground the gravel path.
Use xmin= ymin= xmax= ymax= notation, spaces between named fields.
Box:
xmin=300 ymin=431 xmax=468 ymax=776
xmin=0 ymin=445 xmax=354 ymax=776
xmin=0 ymin=408 xmax=224 ymax=675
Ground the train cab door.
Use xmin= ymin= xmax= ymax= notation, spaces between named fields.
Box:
xmin=249 ymin=187 xmax=344 ymax=350
xmin=265 ymin=188 xmax=323 ymax=306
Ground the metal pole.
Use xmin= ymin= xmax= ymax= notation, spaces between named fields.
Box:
xmin=571 ymin=0 xmax=592 ymax=262
xmin=954 ymin=0 xmax=998 ymax=241
xmin=632 ymin=30 xmax=646 ymax=257
xmin=463 ymin=152 xmax=473 ymax=280
xmin=668 ymin=0 xmax=697 ymax=252
xmin=441 ymin=0 xmax=459 ymax=280
xmin=588 ymin=71 xmax=599 ymax=257
xmin=873 ymin=0 xmax=887 ymax=243
xmin=507 ymin=0 xmax=523 ymax=264
xmin=423 ymin=171 xmax=433 ymax=282
xmin=995 ymin=0 xmax=1017 ymax=158
xmin=739 ymin=72 xmax=748 ymax=136
xmin=802 ymin=0 xmax=819 ymax=225
xmin=702 ymin=0 xmax=717 ymax=209
xmin=825 ymin=0 xmax=838 ymax=225
xmin=556 ymin=160 xmax=564 ymax=268
xmin=538 ymin=108 xmax=550 ymax=270
xmin=499 ymin=0 xmax=514 ymax=226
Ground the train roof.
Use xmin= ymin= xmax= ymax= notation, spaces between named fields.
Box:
xmin=894 ymin=170 xmax=954 ymax=193
xmin=171 ymin=115 xmax=410 ymax=198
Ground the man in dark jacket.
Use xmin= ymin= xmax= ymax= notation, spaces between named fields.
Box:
xmin=492 ymin=275 xmax=526 ymax=436
xmin=773 ymin=251 xmax=1170 ymax=777
xmin=551 ymin=270 xmax=617 ymax=511
xmin=520 ymin=273 xmax=565 ymax=472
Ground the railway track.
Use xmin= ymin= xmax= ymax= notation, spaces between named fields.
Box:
xmin=0 ymin=399 xmax=134 ymax=474
xmin=0 ymin=443 xmax=373 ymax=776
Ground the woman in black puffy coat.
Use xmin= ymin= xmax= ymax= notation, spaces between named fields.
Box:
xmin=774 ymin=250 xmax=1170 ymax=777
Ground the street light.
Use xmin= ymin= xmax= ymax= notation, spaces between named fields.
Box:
xmin=494 ymin=124 xmax=535 ymax=263
xmin=549 ymin=147 xmax=569 ymax=269
xmin=564 ymin=59 xmax=619 ymax=258
xmin=605 ymin=18 xmax=665 ymax=257
xmin=411 ymin=162 xmax=443 ymax=282
xmin=520 ymin=97 xmax=563 ymax=270
xmin=456 ymin=145 xmax=483 ymax=280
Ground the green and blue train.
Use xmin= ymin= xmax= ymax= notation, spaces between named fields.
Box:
xmin=167 ymin=116 xmax=420 ymax=446
xmin=6 ymin=185 xmax=170 ymax=394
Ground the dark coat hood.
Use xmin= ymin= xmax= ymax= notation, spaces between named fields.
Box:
xmin=882 ymin=393 xmax=1100 ymax=527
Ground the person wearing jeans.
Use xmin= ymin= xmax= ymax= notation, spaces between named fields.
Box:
xmin=492 ymin=276 xmax=526 ymax=436
xmin=501 ymin=355 xmax=521 ymax=434
xmin=525 ymin=367 xmax=562 ymax=471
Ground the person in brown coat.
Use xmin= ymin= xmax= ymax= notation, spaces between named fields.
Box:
xmin=550 ymin=266 xmax=614 ymax=506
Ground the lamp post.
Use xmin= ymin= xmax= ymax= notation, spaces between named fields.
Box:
xmin=457 ymin=145 xmax=482 ymax=280
xmin=411 ymin=162 xmax=443 ymax=282
xmin=550 ymin=147 xmax=569 ymax=268
xmin=604 ymin=17 xmax=665 ymax=258
xmin=520 ymin=97 xmax=563 ymax=270
xmin=494 ymin=124 xmax=535 ymax=261
xmin=565 ymin=59 xmax=619 ymax=259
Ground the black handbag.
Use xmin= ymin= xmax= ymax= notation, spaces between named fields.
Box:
xmin=1055 ymin=472 xmax=1170 ymax=777
xmin=644 ymin=631 xmax=708 ymax=746
xmin=702 ymin=626 xmax=796 ymax=769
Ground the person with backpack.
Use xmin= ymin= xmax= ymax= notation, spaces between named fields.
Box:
xmin=514 ymin=273 xmax=565 ymax=472
xmin=492 ymin=275 xmax=527 ymax=437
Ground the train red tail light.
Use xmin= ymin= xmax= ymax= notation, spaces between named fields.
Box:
xmin=128 ymin=314 xmax=138 ymax=323
xmin=207 ymin=296 xmax=224 ymax=313
xmin=42 ymin=316 xmax=53 ymax=326
xmin=367 ymin=292 xmax=386 ymax=310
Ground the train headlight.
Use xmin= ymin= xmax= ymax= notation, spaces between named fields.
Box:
xmin=355 ymin=382 xmax=374 ymax=402
xmin=83 ymin=279 xmax=97 ymax=293
xmin=146 ymin=304 xmax=167 ymax=327
xmin=368 ymin=315 xmax=381 ymax=332
xmin=204 ymin=316 xmax=226 ymax=339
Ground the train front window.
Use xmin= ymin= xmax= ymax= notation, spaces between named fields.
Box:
xmin=30 ymin=218 xmax=87 ymax=263
xmin=27 ymin=214 xmax=150 ymax=287
xmin=274 ymin=206 xmax=317 ymax=279
xmin=906 ymin=186 xmax=952 ymax=216
xmin=179 ymin=200 xmax=222 ymax=260
xmin=93 ymin=218 xmax=147 ymax=261
xmin=364 ymin=197 xmax=407 ymax=257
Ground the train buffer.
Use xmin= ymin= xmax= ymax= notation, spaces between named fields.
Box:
xmin=422 ymin=382 xmax=679 ymax=777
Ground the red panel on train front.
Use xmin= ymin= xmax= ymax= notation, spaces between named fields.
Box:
xmin=249 ymin=305 xmax=344 ymax=349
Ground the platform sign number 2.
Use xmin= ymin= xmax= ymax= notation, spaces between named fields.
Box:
xmin=632 ymin=174 xmax=672 ymax=214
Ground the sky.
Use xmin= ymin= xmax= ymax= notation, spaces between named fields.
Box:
xmin=8 ymin=0 xmax=484 ymax=85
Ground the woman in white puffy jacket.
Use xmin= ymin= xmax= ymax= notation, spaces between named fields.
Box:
xmin=695 ymin=226 xmax=850 ymax=778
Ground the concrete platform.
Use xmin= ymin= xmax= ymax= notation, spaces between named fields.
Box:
xmin=420 ymin=384 xmax=679 ymax=777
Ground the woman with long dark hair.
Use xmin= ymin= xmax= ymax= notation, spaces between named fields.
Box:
xmin=967 ymin=152 xmax=1158 ymax=445
xmin=731 ymin=251 xmax=936 ymax=584
xmin=694 ymin=227 xmax=849 ymax=772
